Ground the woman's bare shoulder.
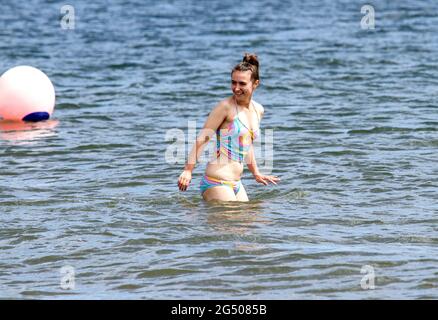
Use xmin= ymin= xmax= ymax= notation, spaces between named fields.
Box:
xmin=252 ymin=100 xmax=265 ymax=115
xmin=206 ymin=98 xmax=233 ymax=119
xmin=211 ymin=97 xmax=233 ymax=114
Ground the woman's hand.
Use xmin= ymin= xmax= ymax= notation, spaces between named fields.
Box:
xmin=178 ymin=170 xmax=192 ymax=191
xmin=254 ymin=174 xmax=280 ymax=186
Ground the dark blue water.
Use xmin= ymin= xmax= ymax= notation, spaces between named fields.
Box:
xmin=0 ymin=0 xmax=437 ymax=299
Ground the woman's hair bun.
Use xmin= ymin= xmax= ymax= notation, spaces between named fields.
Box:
xmin=232 ymin=53 xmax=260 ymax=82
xmin=242 ymin=53 xmax=259 ymax=67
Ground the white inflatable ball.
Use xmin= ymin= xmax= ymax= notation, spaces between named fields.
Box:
xmin=0 ymin=66 xmax=55 ymax=121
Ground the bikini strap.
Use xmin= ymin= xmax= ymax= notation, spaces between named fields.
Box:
xmin=252 ymin=101 xmax=261 ymax=125
xmin=234 ymin=100 xmax=239 ymax=119
xmin=234 ymin=98 xmax=260 ymax=129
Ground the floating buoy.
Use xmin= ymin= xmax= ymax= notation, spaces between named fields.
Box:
xmin=0 ymin=66 xmax=55 ymax=122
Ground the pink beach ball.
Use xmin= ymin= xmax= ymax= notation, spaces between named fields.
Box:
xmin=0 ymin=66 xmax=55 ymax=122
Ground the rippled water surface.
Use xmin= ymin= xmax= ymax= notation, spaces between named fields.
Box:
xmin=0 ymin=0 xmax=437 ymax=299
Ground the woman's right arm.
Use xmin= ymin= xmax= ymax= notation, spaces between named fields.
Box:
xmin=178 ymin=102 xmax=229 ymax=191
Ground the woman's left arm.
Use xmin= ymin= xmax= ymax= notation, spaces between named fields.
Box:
xmin=246 ymin=144 xmax=280 ymax=186
xmin=246 ymin=144 xmax=261 ymax=178
xmin=246 ymin=103 xmax=279 ymax=185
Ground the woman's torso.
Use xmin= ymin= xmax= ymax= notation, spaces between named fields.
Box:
xmin=205 ymin=97 xmax=261 ymax=181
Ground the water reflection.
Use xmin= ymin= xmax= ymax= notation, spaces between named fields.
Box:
xmin=0 ymin=119 xmax=59 ymax=144
xmin=205 ymin=201 xmax=270 ymax=252
xmin=204 ymin=201 xmax=267 ymax=231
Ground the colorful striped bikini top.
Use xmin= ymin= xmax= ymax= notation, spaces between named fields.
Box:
xmin=216 ymin=100 xmax=260 ymax=162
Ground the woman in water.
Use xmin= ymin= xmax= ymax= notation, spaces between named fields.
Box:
xmin=178 ymin=53 xmax=280 ymax=201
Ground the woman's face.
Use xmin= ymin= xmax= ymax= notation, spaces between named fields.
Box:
xmin=231 ymin=70 xmax=259 ymax=103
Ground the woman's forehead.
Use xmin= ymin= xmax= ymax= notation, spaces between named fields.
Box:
xmin=231 ymin=70 xmax=252 ymax=81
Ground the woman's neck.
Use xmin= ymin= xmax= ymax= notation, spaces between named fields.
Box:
xmin=234 ymin=96 xmax=252 ymax=109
